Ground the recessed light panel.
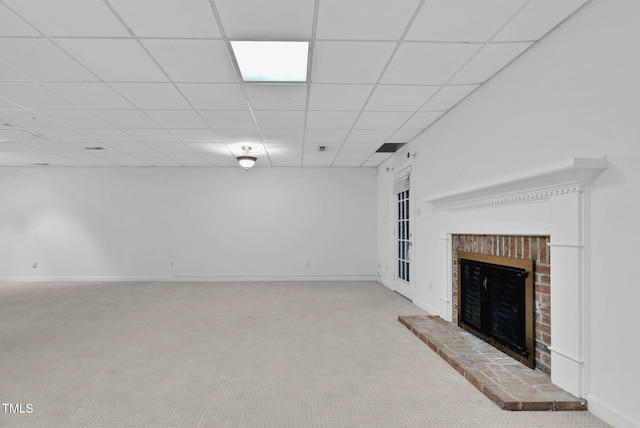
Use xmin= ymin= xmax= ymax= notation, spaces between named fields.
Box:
xmin=231 ymin=41 xmax=309 ymax=82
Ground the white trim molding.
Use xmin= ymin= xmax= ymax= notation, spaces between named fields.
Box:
xmin=423 ymin=157 xmax=607 ymax=399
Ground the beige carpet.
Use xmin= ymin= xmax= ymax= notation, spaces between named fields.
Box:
xmin=0 ymin=281 xmax=610 ymax=427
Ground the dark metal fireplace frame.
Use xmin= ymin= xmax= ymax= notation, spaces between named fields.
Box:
xmin=457 ymin=251 xmax=535 ymax=369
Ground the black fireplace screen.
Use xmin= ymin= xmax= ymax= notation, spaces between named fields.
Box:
xmin=459 ymin=253 xmax=534 ymax=368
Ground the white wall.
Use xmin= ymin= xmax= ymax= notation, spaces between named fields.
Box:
xmin=377 ymin=0 xmax=640 ymax=426
xmin=1 ymin=167 xmax=377 ymax=281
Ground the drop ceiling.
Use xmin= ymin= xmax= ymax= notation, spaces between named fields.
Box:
xmin=0 ymin=0 xmax=590 ymax=167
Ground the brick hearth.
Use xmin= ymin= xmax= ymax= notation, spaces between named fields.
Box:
xmin=398 ymin=315 xmax=586 ymax=411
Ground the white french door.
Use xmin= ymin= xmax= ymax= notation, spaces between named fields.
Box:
xmin=394 ymin=167 xmax=412 ymax=300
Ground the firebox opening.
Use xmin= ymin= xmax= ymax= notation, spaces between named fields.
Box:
xmin=458 ymin=251 xmax=535 ymax=369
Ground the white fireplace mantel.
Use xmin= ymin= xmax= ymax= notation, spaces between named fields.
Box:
xmin=423 ymin=157 xmax=607 ymax=210
xmin=422 ymin=157 xmax=607 ymax=399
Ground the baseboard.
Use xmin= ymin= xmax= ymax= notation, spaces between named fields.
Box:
xmin=379 ymin=278 xmax=394 ymax=291
xmin=171 ymin=274 xmax=379 ymax=282
xmin=586 ymin=394 xmax=640 ymax=428
xmin=0 ymin=275 xmax=379 ymax=283
xmin=412 ymin=298 xmax=441 ymax=317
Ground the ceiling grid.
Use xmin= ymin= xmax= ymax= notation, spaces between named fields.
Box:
xmin=0 ymin=0 xmax=591 ymax=167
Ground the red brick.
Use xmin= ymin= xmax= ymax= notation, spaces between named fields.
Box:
xmin=521 ymin=401 xmax=555 ymax=411
xmin=556 ymin=401 xmax=588 ymax=411
xmin=536 ymin=264 xmax=550 ymax=275
xmin=536 ymin=284 xmax=550 ymax=295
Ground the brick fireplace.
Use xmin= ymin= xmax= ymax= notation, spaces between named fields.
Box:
xmin=452 ymin=234 xmax=551 ymax=375
xmin=423 ymin=158 xmax=606 ymax=398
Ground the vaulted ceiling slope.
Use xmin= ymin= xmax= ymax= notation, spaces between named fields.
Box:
xmin=0 ymin=0 xmax=589 ymax=167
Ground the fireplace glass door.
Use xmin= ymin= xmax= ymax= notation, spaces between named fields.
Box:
xmin=458 ymin=253 xmax=535 ymax=368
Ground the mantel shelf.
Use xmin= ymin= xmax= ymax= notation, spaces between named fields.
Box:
xmin=422 ymin=157 xmax=607 ymax=210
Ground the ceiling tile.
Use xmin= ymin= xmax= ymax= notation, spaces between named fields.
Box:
xmin=133 ymin=152 xmax=180 ymax=166
xmin=346 ymin=130 xmax=394 ymax=143
xmin=45 ymin=83 xmax=134 ymax=109
xmin=262 ymin=129 xmax=304 ymax=143
xmin=421 ymin=85 xmax=479 ymax=111
xmin=108 ymin=0 xmax=221 ymax=37
xmin=143 ymin=40 xmax=237 ymax=83
xmin=387 ymin=129 xmax=422 ymax=143
xmin=149 ymin=143 xmax=193 ymax=153
xmin=0 ymin=4 xmax=40 ymax=36
xmin=308 ymin=84 xmax=373 ymax=111
xmin=316 ymin=0 xmax=420 ymax=40
xmin=91 ymin=151 xmax=141 ymax=164
xmin=0 ymin=63 xmax=29 ymax=81
xmin=365 ymin=85 xmax=439 ymax=111
xmin=144 ymin=110 xmax=208 ymax=129
xmin=354 ymin=112 xmax=412 ymax=130
xmin=401 ymin=111 xmax=446 ymax=130
xmin=381 ymin=42 xmax=480 ymax=85
xmin=304 ymin=129 xmax=349 ymax=143
xmin=333 ymin=152 xmax=369 ymax=163
xmin=178 ymin=83 xmax=247 ymax=110
xmin=493 ymin=0 xmax=589 ymax=42
xmin=79 ymin=129 xmax=139 ymax=143
xmin=37 ymin=110 xmax=111 ymax=129
xmin=110 ymin=83 xmax=191 ymax=110
xmin=340 ymin=142 xmax=382 ymax=153
xmin=35 ymin=129 xmax=94 ymax=143
xmin=406 ymin=0 xmax=527 ymax=42
xmin=214 ymin=0 xmax=315 ymax=39
xmin=0 ymin=130 xmax=40 ymax=145
xmin=56 ymin=39 xmax=167 ymax=82
xmin=0 ymin=82 xmax=76 ymax=109
xmin=214 ymin=129 xmax=261 ymax=144
xmin=270 ymin=156 xmax=302 ymax=167
xmin=0 ymin=98 xmax=21 ymax=109
xmin=91 ymin=110 xmax=159 ymax=129
xmin=303 ymin=142 xmax=342 ymax=153
xmin=450 ymin=42 xmax=532 ymax=84
xmin=199 ymin=110 xmax=255 ymax=129
xmin=186 ymin=142 xmax=229 ymax=154
xmin=3 ymin=0 xmax=129 ymax=37
xmin=0 ymin=110 xmax=61 ymax=129
xmin=253 ymin=111 xmax=305 ymax=129
xmin=0 ymin=38 xmax=97 ymax=81
xmin=124 ymin=129 xmax=179 ymax=143
xmin=312 ymin=42 xmax=396 ymax=84
xmin=102 ymin=142 xmax=156 ymax=153
xmin=170 ymin=129 xmax=221 ymax=143
xmin=166 ymin=152 xmax=211 ymax=166
xmin=306 ymin=111 xmax=359 ymax=129
xmin=245 ymin=84 xmax=307 ymax=110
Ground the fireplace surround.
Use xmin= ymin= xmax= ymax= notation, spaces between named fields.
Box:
xmin=423 ymin=157 xmax=606 ymax=398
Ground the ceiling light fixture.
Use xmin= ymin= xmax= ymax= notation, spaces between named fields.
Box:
xmin=230 ymin=41 xmax=309 ymax=82
xmin=236 ymin=146 xmax=257 ymax=169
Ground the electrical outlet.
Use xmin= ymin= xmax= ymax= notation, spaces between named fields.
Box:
xmin=306 ymin=261 xmax=310 ymax=267
xmin=32 ymin=261 xmax=37 ymax=268
xmin=170 ymin=260 xmax=174 ymax=267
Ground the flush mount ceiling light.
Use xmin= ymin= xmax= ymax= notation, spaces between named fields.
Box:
xmin=230 ymin=41 xmax=309 ymax=82
xmin=236 ymin=146 xmax=257 ymax=169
